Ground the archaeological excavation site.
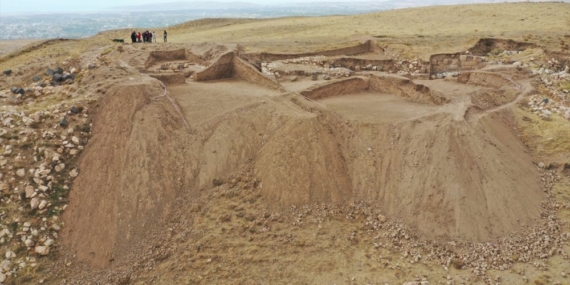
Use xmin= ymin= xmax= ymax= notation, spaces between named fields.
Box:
xmin=0 ymin=2 xmax=569 ymax=285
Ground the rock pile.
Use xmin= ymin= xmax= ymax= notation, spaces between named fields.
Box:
xmin=0 ymin=100 xmax=91 ymax=281
xmin=157 ymin=62 xmax=194 ymax=73
xmin=527 ymin=95 xmax=570 ymax=121
xmin=0 ymin=48 xmax=110 ymax=282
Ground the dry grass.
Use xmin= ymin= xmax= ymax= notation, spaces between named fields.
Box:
xmin=515 ymin=107 xmax=570 ymax=161
xmin=163 ymin=2 xmax=570 ymax=56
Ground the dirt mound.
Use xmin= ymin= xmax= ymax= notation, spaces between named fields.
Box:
xmin=62 ymin=78 xmax=189 ymax=268
xmin=61 ymin=42 xmax=545 ymax=275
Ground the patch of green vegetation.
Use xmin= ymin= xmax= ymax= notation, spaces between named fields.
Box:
xmin=28 ymin=121 xmax=41 ymax=129
xmin=20 ymin=142 xmax=33 ymax=149
xmin=100 ymin=47 xmax=113 ymax=56
xmin=47 ymin=184 xmax=67 ymax=217
xmin=490 ymin=48 xmax=503 ymax=56
xmin=10 ymin=221 xmax=18 ymax=233
xmin=558 ymin=81 xmax=570 ymax=92
xmin=78 ymin=123 xmax=91 ymax=133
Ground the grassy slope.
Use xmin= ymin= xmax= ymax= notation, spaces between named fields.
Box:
xmin=163 ymin=2 xmax=570 ymax=56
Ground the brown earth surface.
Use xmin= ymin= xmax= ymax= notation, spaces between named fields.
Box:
xmin=0 ymin=3 xmax=569 ymax=285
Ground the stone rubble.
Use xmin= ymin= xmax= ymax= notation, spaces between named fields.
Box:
xmin=0 ymin=57 xmax=96 ymax=283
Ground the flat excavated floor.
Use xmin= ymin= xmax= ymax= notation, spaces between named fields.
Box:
xmin=317 ymin=92 xmax=442 ymax=123
xmin=169 ymin=79 xmax=282 ymax=125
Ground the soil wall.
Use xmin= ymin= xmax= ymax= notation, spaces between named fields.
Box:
xmin=145 ymin=48 xmax=187 ymax=69
xmin=233 ymin=56 xmax=284 ymax=91
xmin=256 ymin=40 xmax=374 ymax=62
xmin=194 ymin=51 xmax=234 ymax=81
xmin=369 ymin=75 xmax=448 ymax=105
xmin=148 ymin=73 xmax=187 ymax=85
xmin=430 ymin=53 xmax=487 ymax=76
xmin=457 ymin=71 xmax=517 ymax=89
xmin=300 ymin=77 xmax=369 ymax=100
xmin=469 ymin=38 xmax=538 ymax=55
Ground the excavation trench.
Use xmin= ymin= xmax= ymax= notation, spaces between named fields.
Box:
xmin=63 ymin=44 xmax=544 ymax=269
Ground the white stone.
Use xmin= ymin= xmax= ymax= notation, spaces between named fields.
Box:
xmin=5 ymin=251 xmax=16 ymax=260
xmin=542 ymin=110 xmax=552 ymax=116
xmin=24 ymin=239 xmax=35 ymax=247
xmin=71 ymin=136 xmax=79 ymax=144
xmin=69 ymin=169 xmax=79 ymax=178
xmin=0 ymin=272 xmax=5 ymax=282
xmin=38 ymin=200 xmax=48 ymax=210
xmin=33 ymin=177 xmax=44 ymax=185
xmin=30 ymin=197 xmax=40 ymax=209
xmin=16 ymin=168 xmax=26 ymax=177
xmin=67 ymin=128 xmax=74 ymax=134
xmin=34 ymin=245 xmax=50 ymax=256
xmin=55 ymin=163 xmax=65 ymax=172
xmin=25 ymin=185 xmax=35 ymax=198
xmin=44 ymin=239 xmax=54 ymax=246
xmin=0 ymin=260 xmax=10 ymax=272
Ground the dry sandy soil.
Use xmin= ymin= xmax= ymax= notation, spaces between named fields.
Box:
xmin=0 ymin=2 xmax=569 ymax=285
xmin=0 ymin=40 xmax=38 ymax=55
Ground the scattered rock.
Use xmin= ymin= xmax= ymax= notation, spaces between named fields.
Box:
xmin=70 ymin=106 xmax=80 ymax=114
xmin=52 ymin=73 xmax=63 ymax=83
xmin=38 ymin=200 xmax=48 ymax=210
xmin=30 ymin=197 xmax=40 ymax=209
xmin=59 ymin=117 xmax=68 ymax=127
xmin=10 ymin=87 xmax=25 ymax=95
xmin=46 ymin=68 xmax=55 ymax=76
xmin=5 ymin=251 xmax=16 ymax=260
xmin=25 ymin=185 xmax=35 ymax=198
xmin=70 ymin=169 xmax=79 ymax=178
xmin=3 ymin=69 xmax=12 ymax=76
xmin=33 ymin=75 xmax=42 ymax=82
xmin=24 ymin=239 xmax=35 ymax=247
xmin=323 ymin=75 xmax=331 ymax=80
xmin=34 ymin=245 xmax=50 ymax=256
xmin=16 ymin=168 xmax=26 ymax=177
xmin=291 ymin=76 xmax=298 ymax=82
xmin=55 ymin=163 xmax=65 ymax=173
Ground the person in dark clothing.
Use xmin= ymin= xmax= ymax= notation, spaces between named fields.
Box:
xmin=164 ymin=30 xmax=167 ymax=43
xmin=131 ymin=31 xmax=137 ymax=43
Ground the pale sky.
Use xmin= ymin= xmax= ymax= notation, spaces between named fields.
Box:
xmin=1 ymin=0 xmax=567 ymax=14
xmin=1 ymin=0 xmax=319 ymax=13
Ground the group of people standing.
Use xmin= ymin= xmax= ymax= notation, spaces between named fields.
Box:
xmin=130 ymin=30 xmax=168 ymax=43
